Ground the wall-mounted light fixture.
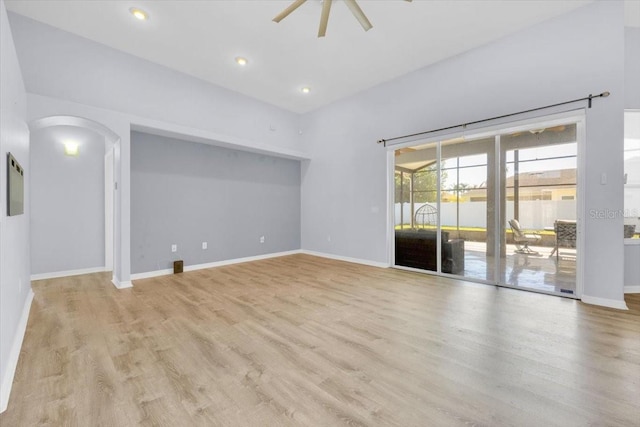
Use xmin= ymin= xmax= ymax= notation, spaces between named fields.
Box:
xmin=64 ymin=141 xmax=79 ymax=157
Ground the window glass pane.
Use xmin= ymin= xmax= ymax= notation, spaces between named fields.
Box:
xmin=504 ymin=125 xmax=577 ymax=162
xmin=514 ymin=143 xmax=576 ymax=161
xmin=440 ymin=137 xmax=493 ymax=281
xmin=457 ymin=153 xmax=487 ymax=167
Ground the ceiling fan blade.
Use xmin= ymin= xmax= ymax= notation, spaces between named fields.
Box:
xmin=344 ymin=0 xmax=372 ymax=32
xmin=273 ymin=0 xmax=307 ymax=23
xmin=318 ymin=0 xmax=333 ymax=37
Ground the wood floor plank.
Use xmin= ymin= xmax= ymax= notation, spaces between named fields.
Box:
xmin=1 ymin=254 xmax=639 ymax=426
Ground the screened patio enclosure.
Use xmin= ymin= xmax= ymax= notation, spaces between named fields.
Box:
xmin=393 ymin=120 xmax=579 ymax=297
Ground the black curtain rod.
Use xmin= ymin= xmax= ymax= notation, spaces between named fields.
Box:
xmin=377 ymin=91 xmax=610 ymax=147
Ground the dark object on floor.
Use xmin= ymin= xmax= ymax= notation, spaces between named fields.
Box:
xmin=395 ymin=230 xmax=465 ymax=274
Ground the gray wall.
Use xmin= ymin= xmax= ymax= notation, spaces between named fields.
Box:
xmin=30 ymin=125 xmax=105 ymax=275
xmin=300 ymin=1 xmax=626 ymax=302
xmin=131 ymin=131 xmax=301 ymax=274
xmin=0 ymin=0 xmax=30 ymax=410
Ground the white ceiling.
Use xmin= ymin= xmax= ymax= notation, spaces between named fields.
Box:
xmin=7 ymin=0 xmax=626 ymax=114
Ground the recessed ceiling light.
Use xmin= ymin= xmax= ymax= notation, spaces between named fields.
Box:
xmin=301 ymin=87 xmax=311 ymax=94
xmin=129 ymin=7 xmax=148 ymax=21
xmin=235 ymin=57 xmax=248 ymax=66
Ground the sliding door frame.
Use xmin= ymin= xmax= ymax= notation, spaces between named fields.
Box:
xmin=388 ymin=109 xmax=585 ymax=299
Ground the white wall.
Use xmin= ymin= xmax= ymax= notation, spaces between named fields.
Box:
xmin=0 ymin=0 xmax=31 ymax=411
xmin=8 ymin=12 xmax=301 ymax=153
xmin=300 ymin=1 xmax=625 ymax=304
xmin=30 ymin=125 xmax=105 ymax=275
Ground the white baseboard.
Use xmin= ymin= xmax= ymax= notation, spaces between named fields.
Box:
xmin=624 ymin=285 xmax=640 ymax=294
xmin=581 ymin=295 xmax=629 ymax=310
xmin=0 ymin=289 xmax=34 ymax=413
xmin=31 ymin=266 xmax=106 ymax=281
xmin=183 ymin=250 xmax=302 ymax=272
xmin=131 ymin=250 xmax=303 ymax=281
xmin=130 ymin=269 xmax=173 ymax=281
xmin=111 ymin=275 xmax=133 ymax=289
xmin=300 ymin=250 xmax=390 ymax=268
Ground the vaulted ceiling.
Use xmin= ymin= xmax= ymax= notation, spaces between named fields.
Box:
xmin=5 ymin=0 xmax=617 ymax=113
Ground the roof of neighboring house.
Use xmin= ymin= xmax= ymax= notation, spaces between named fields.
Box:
xmin=459 ymin=168 xmax=577 ymax=197
xmin=505 ymin=168 xmax=576 ymax=187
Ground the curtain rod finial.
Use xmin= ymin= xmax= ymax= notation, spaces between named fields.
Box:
xmin=601 ymin=91 xmax=610 ymax=97
xmin=377 ymin=139 xmax=385 ymax=145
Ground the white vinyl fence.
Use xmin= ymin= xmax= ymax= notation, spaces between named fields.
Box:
xmin=395 ymin=201 xmax=576 ymax=230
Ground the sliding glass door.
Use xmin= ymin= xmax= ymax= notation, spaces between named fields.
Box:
xmin=393 ymin=115 xmax=581 ymax=298
xmin=440 ymin=137 xmax=495 ymax=281
xmin=394 ymin=142 xmax=439 ymax=272
xmin=394 ymin=137 xmax=495 ymax=281
xmin=499 ymin=125 xmax=578 ymax=295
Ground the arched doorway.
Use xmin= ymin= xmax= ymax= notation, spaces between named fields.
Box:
xmin=29 ymin=115 xmax=120 ymax=282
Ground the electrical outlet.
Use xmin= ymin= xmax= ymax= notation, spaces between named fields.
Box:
xmin=202 ymin=242 xmax=207 ymax=250
xmin=260 ymin=236 xmax=265 ymax=243
xmin=171 ymin=244 xmax=177 ymax=253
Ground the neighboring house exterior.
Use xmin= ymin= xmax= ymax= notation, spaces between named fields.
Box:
xmin=463 ymin=169 xmax=577 ymax=202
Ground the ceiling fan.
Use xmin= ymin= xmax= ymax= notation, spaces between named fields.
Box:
xmin=273 ymin=0 xmax=412 ymax=38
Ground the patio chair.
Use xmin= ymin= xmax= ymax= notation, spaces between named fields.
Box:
xmin=554 ymin=219 xmax=576 ymax=261
xmin=508 ymin=219 xmax=541 ymax=255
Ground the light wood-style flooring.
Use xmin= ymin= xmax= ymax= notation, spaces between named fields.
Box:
xmin=2 ymin=254 xmax=639 ymax=426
